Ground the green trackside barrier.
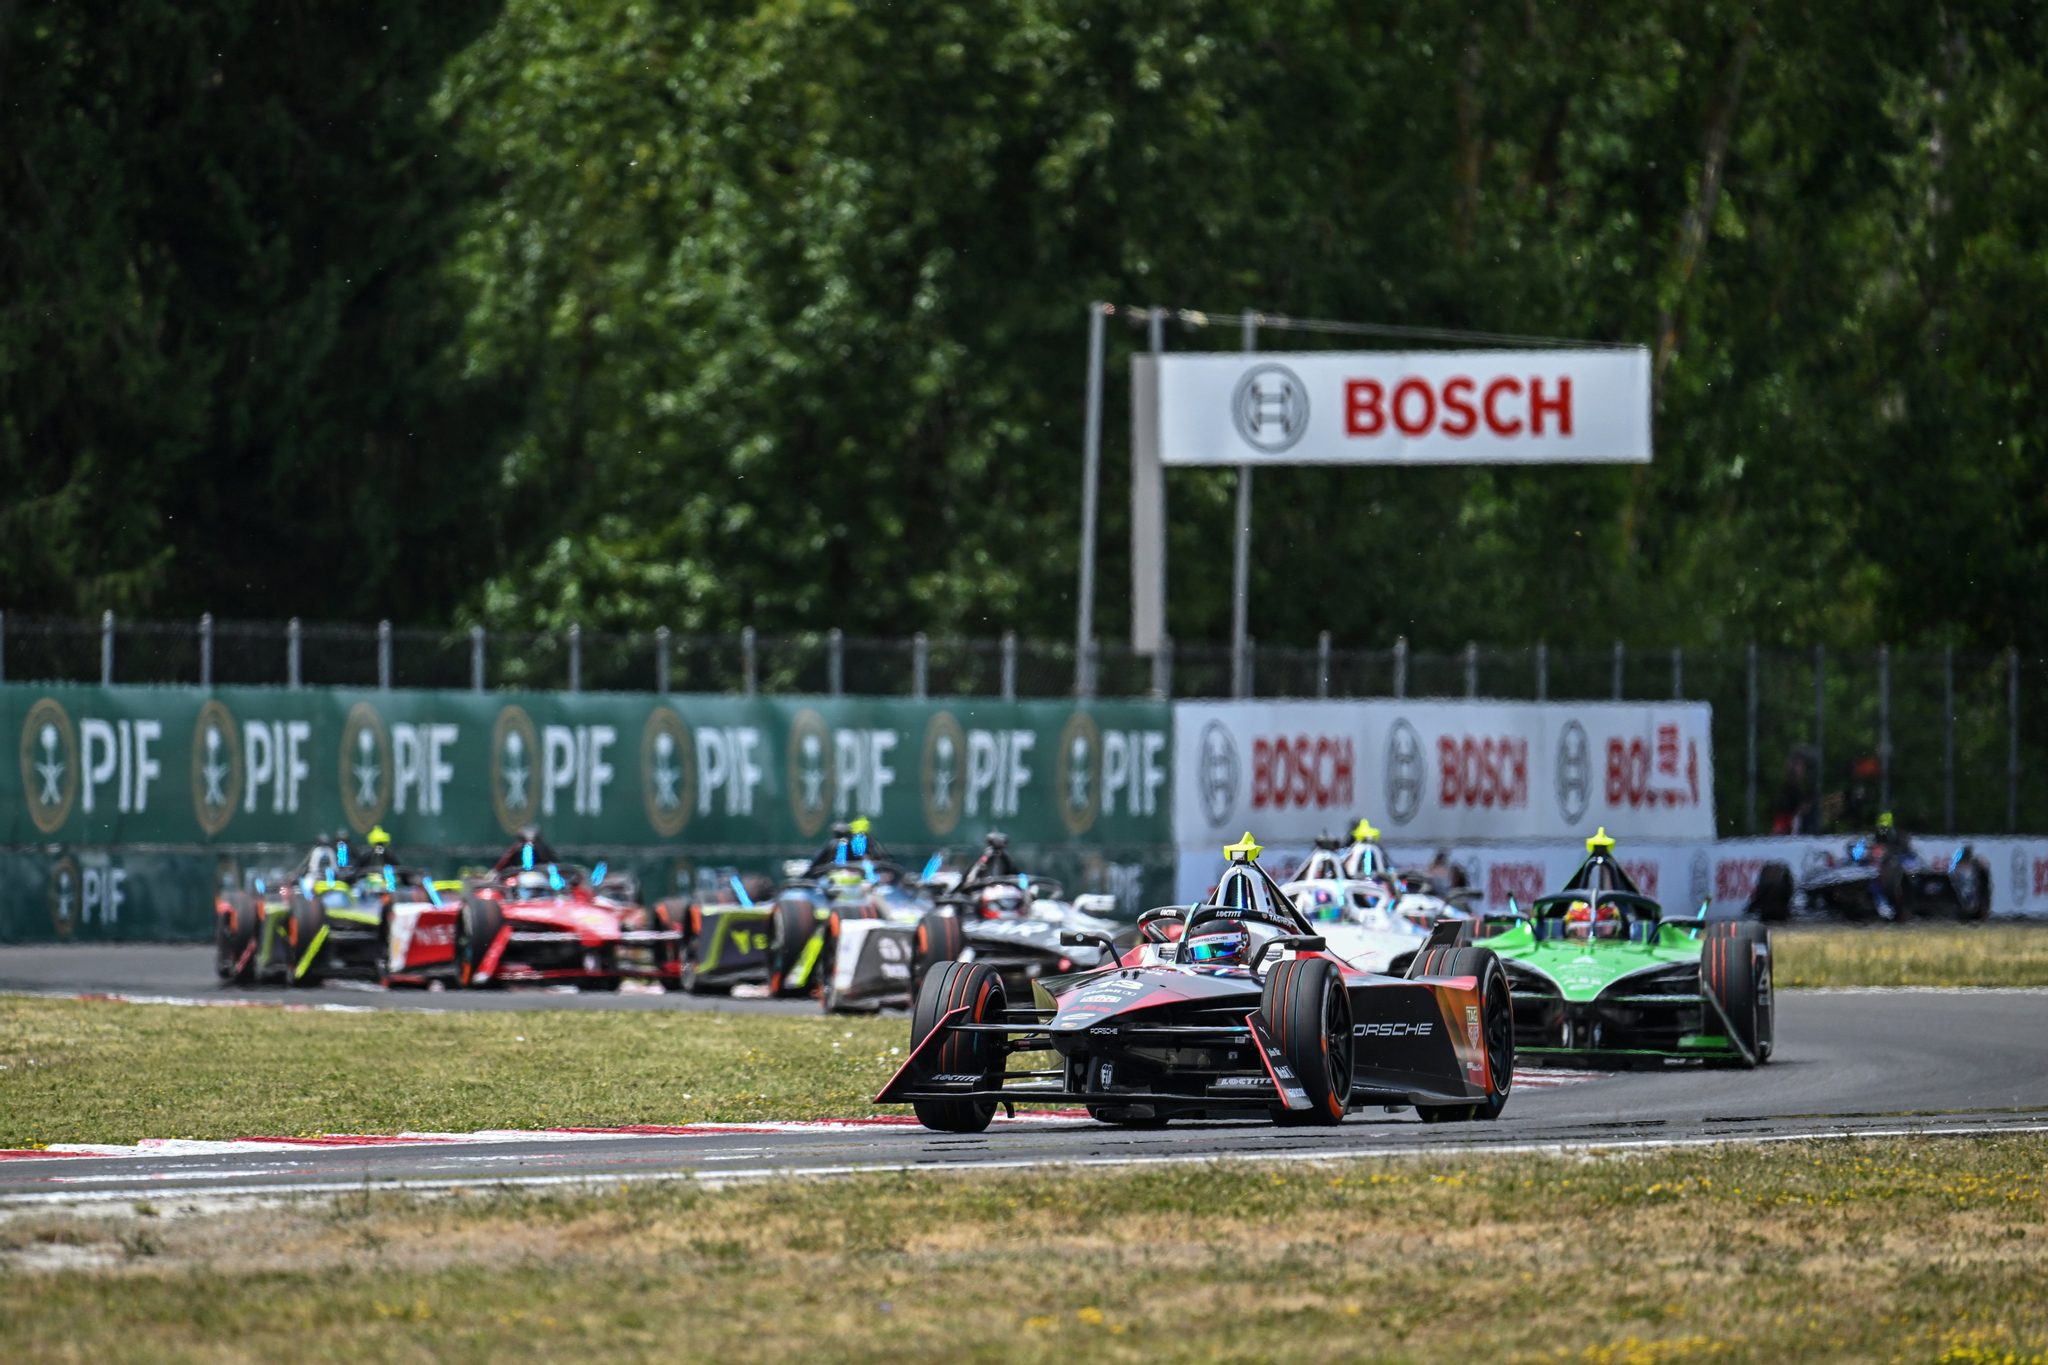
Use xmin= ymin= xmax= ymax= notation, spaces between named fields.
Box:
xmin=0 ymin=844 xmax=1180 ymax=945
xmin=2 ymin=684 xmax=1176 ymax=943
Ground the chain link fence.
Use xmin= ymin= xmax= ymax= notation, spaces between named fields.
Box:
xmin=1 ymin=611 xmax=2038 ymax=836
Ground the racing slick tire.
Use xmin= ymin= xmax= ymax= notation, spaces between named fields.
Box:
xmin=285 ymin=892 xmax=326 ymax=987
xmin=907 ymin=961 xmax=1008 ymax=1134
xmin=766 ymin=896 xmax=819 ymax=995
xmin=1702 ymin=921 xmax=1773 ymax=1067
xmin=215 ymin=892 xmax=259 ymax=985
xmin=456 ymin=895 xmax=506 ymax=989
xmin=1959 ymin=857 xmax=1993 ymax=920
xmin=677 ymin=904 xmax=732 ymax=996
xmin=1402 ymin=922 xmax=1476 ymax=981
xmin=1260 ymin=956 xmax=1353 ymax=1127
xmin=911 ymin=912 xmax=966 ymax=998
xmin=651 ymin=900 xmax=686 ymax=991
xmin=1414 ymin=947 xmax=1514 ymax=1122
xmin=1747 ymin=861 xmax=1794 ymax=923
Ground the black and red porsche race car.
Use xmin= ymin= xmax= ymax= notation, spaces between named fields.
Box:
xmin=875 ymin=834 xmax=1514 ymax=1133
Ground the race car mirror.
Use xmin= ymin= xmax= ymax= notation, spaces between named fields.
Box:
xmin=1250 ymin=935 xmax=1327 ymax=973
xmin=1059 ymin=929 xmax=1123 ymax=965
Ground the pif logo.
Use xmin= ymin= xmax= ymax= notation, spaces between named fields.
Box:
xmin=491 ymin=705 xmax=541 ymax=835
xmin=48 ymin=854 xmax=80 ymax=938
xmin=191 ymin=700 xmax=243 ymax=836
xmin=642 ymin=705 xmax=695 ymax=839
xmin=786 ymin=709 xmax=834 ymax=839
xmin=921 ymin=710 xmax=967 ymax=837
xmin=19 ymin=698 xmax=77 ymax=834
xmin=1056 ymin=711 xmax=1101 ymax=835
xmin=339 ymin=703 xmax=393 ymax=833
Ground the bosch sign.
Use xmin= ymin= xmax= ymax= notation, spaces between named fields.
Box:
xmin=1150 ymin=349 xmax=1651 ymax=467
xmin=1176 ymin=700 xmax=1714 ymax=845
xmin=1438 ymin=735 xmax=1528 ymax=810
xmin=1251 ymin=735 xmax=1354 ymax=812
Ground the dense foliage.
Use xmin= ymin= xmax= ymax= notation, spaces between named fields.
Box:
xmin=4 ymin=0 xmax=2043 ymax=653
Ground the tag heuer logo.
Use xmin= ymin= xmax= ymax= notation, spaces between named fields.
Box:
xmin=921 ymin=710 xmax=966 ymax=837
xmin=1057 ymin=711 xmax=1102 ymax=836
xmin=786 ymin=708 xmax=834 ymax=839
xmin=1231 ymin=363 xmax=1310 ymax=453
xmin=491 ymin=705 xmax=541 ymax=835
xmin=191 ymin=700 xmax=243 ymax=836
xmin=339 ymin=703 xmax=392 ymax=833
xmin=20 ymin=698 xmax=77 ymax=834
xmin=642 ymin=705 xmax=695 ymax=839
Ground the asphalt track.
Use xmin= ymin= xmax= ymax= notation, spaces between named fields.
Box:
xmin=2 ymin=948 xmax=2046 ymax=1203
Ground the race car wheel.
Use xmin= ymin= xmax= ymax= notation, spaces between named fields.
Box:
xmin=1959 ymin=857 xmax=1993 ymax=920
xmin=456 ymin=895 xmax=506 ymax=989
xmin=652 ymin=899 xmax=687 ymax=990
xmin=286 ymin=892 xmax=326 ymax=987
xmin=766 ymin=896 xmax=819 ymax=994
xmin=215 ymin=893 xmax=259 ymax=985
xmin=1702 ymin=921 xmax=1773 ymax=1066
xmin=1416 ymin=947 xmax=1513 ymax=1122
xmin=912 ymin=912 xmax=966 ymax=998
xmin=1748 ymin=862 xmax=1794 ymax=923
xmin=906 ymin=961 xmax=1007 ymax=1134
xmin=1261 ymin=956 xmax=1352 ymax=1127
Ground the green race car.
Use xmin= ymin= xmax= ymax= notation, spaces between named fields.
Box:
xmin=1470 ymin=830 xmax=1774 ymax=1067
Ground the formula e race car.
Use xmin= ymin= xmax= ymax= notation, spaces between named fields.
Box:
xmin=1478 ymin=829 xmax=1773 ymax=1067
xmin=1281 ymin=830 xmax=1476 ymax=974
xmin=386 ymin=835 xmax=679 ymax=991
xmin=648 ymin=872 xmax=780 ymax=996
xmin=753 ymin=821 xmax=950 ymax=1009
xmin=1747 ymin=818 xmax=1991 ymax=922
xmin=214 ymin=830 xmax=457 ymax=987
xmin=826 ymin=832 xmax=1124 ymax=1011
xmin=875 ymin=834 xmax=1514 ymax=1133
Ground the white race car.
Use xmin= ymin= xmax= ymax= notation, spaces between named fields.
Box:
xmin=1280 ymin=834 xmax=1475 ymax=974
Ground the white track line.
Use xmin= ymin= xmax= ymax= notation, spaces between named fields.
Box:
xmin=4 ymin=1120 xmax=2044 ymax=1207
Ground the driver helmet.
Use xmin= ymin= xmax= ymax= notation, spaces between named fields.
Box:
xmin=1564 ymin=899 xmax=1621 ymax=941
xmin=1294 ymin=887 xmax=1341 ymax=923
xmin=367 ymin=826 xmax=393 ymax=860
xmin=824 ymin=866 xmax=867 ymax=897
xmin=977 ymin=884 xmax=1027 ymax=920
xmin=1875 ymin=811 xmax=1896 ymax=838
xmin=1183 ymin=920 xmax=1250 ymax=967
xmin=515 ymin=869 xmax=550 ymax=900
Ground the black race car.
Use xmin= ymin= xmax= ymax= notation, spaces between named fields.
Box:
xmin=875 ymin=835 xmax=1514 ymax=1133
xmin=1748 ymin=822 xmax=1991 ymax=922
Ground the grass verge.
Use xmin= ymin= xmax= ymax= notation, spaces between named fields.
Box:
xmin=1771 ymin=923 xmax=2048 ymax=988
xmin=0 ymin=997 xmax=904 ymax=1147
xmin=3 ymin=1135 xmax=2045 ymax=1362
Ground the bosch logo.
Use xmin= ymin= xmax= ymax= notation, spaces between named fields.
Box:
xmin=1555 ymin=720 xmax=1590 ymax=825
xmin=1198 ymin=720 xmax=1240 ymax=826
xmin=1251 ymin=734 xmax=1354 ymax=811
xmin=1383 ymin=720 xmax=1424 ymax=825
xmin=1231 ymin=364 xmax=1310 ymax=453
xmin=1355 ymin=1021 xmax=1434 ymax=1038
xmin=1437 ymin=734 xmax=1529 ymax=810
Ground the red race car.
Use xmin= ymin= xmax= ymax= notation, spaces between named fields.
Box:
xmin=386 ymin=833 xmax=681 ymax=991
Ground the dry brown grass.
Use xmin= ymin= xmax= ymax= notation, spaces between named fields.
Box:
xmin=3 ymin=1135 xmax=2045 ymax=1363
xmin=1773 ymin=923 xmax=2048 ymax=988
